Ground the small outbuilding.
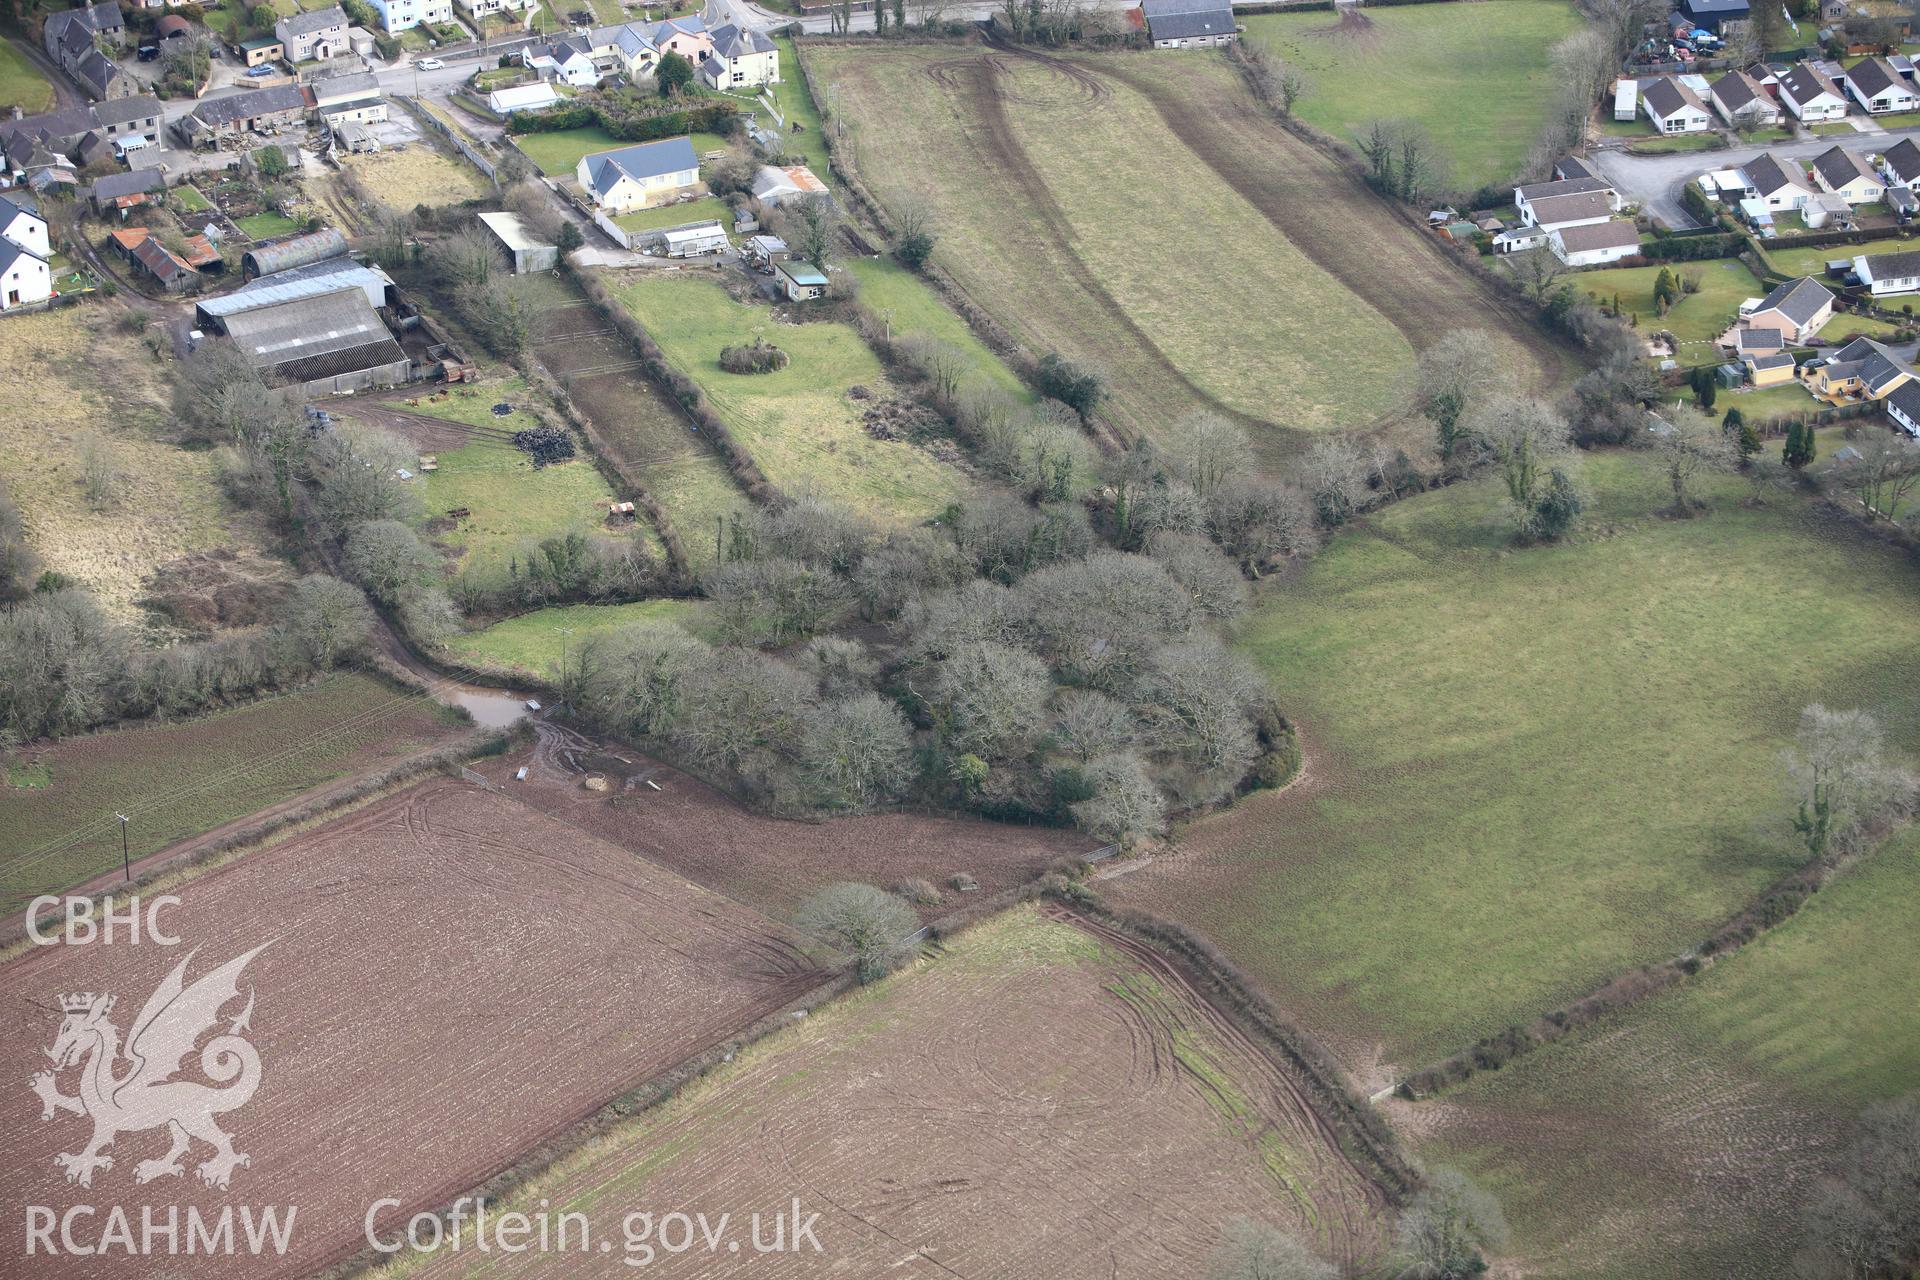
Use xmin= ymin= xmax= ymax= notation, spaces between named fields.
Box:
xmin=477 ymin=210 xmax=558 ymax=274
xmin=657 ymin=221 xmax=727 ymax=258
xmin=488 ymin=81 xmax=561 ymax=116
xmin=241 ymin=227 xmax=349 ymax=279
xmin=774 ymin=257 xmax=826 ymax=302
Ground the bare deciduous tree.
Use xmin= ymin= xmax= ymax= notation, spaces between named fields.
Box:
xmin=1835 ymin=433 xmax=1920 ymax=522
xmin=344 ymin=519 xmax=438 ymax=606
xmin=1793 ymin=1092 xmax=1920 ymax=1280
xmin=1783 ymin=705 xmax=1916 ymax=862
xmin=1466 ymin=395 xmax=1573 ymax=519
xmin=1071 ymin=752 xmax=1165 ymax=848
xmin=1397 ymin=1168 xmax=1509 ymax=1280
xmin=794 ymin=882 xmax=920 ymax=982
xmin=925 ymin=639 xmax=1054 ymax=759
xmin=1653 ymin=405 xmax=1739 ymax=513
xmin=1172 ymin=413 xmax=1254 ymax=496
xmin=1208 ymin=1217 xmax=1336 ymax=1280
xmin=799 ymin=693 xmax=915 ymax=808
xmin=1298 ymin=435 xmax=1371 ymax=526
xmin=1416 ymin=331 xmax=1503 ymax=462
xmin=1050 ymin=689 xmax=1137 ymax=763
xmin=1147 ymin=531 xmax=1250 ymax=620
xmin=1507 ymin=248 xmax=1566 ymax=306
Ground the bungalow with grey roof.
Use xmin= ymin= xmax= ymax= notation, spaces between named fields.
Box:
xmin=1548 ymin=220 xmax=1640 ymax=267
xmin=1882 ymin=137 xmax=1920 ymax=188
xmin=1812 ymin=145 xmax=1884 ymax=203
xmin=1885 ymin=376 xmax=1920 ymax=436
xmin=1519 ymin=189 xmax=1616 ymax=231
xmin=1709 ymin=69 xmax=1781 ymax=127
xmin=1513 ymin=177 xmax=1621 ymax=222
xmin=1846 ymin=56 xmax=1918 ymax=114
xmin=576 ymin=137 xmax=701 ymax=213
xmin=1779 ymin=62 xmax=1848 ymax=121
xmin=1742 ymin=153 xmax=1816 ymax=211
xmin=1855 ymin=248 xmax=1920 ymax=297
xmin=1136 ymin=0 xmax=1237 ymax=47
xmin=1643 ymin=77 xmax=1712 ymax=133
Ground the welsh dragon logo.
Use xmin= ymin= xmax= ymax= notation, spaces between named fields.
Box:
xmin=30 ymin=946 xmax=269 ymax=1191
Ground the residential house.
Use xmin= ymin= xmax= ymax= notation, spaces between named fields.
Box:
xmin=1548 ymin=220 xmax=1640 ymax=267
xmin=1743 ymin=350 xmax=1798 ymax=387
xmin=1882 ymin=137 xmax=1920 ymax=188
xmin=46 ymin=2 xmax=132 ymax=100
xmin=1742 ymin=152 xmax=1816 ymax=210
xmin=657 ymin=221 xmax=727 ymax=257
xmin=87 ymin=95 xmax=162 ymax=147
xmin=85 ymin=166 xmax=165 ymax=215
xmin=109 ymin=225 xmax=198 ymax=293
xmin=1802 ymin=336 xmax=1915 ymax=402
xmin=750 ymin=163 xmax=829 ymax=209
xmin=1519 ymin=189 xmax=1615 ymax=232
xmin=0 ymin=97 xmax=158 ymax=188
xmin=487 ymin=81 xmax=560 ymax=115
xmin=774 ymin=257 xmax=826 ymax=301
xmin=1744 ymin=61 xmax=1779 ymax=87
xmin=477 ymin=211 xmax=556 ymax=273
xmin=1514 ymin=177 xmax=1621 ymax=223
xmin=178 ymin=83 xmax=308 ymax=144
xmin=1679 ymin=0 xmax=1748 ymax=31
xmin=1745 ymin=275 xmax=1835 ymax=342
xmin=1491 ymin=225 xmax=1550 ymax=254
xmin=276 ymin=5 xmax=349 ymax=61
xmin=1854 ymin=248 xmax=1920 ymax=296
xmin=366 ymin=0 xmax=452 ymax=34
xmin=455 ymin=0 xmax=529 ymax=20
xmin=1884 ymin=377 xmax=1920 ymax=435
xmin=237 ymin=36 xmax=285 ymax=66
xmin=1811 ymin=145 xmax=1884 ymax=203
xmin=0 ymin=193 xmax=53 ymax=311
xmin=1643 ymin=77 xmax=1712 ymax=134
xmin=742 ymin=233 xmax=786 ymax=268
xmin=311 ymin=71 xmax=386 ymax=126
xmin=646 ymin=16 xmax=712 ymax=63
xmin=525 ymin=37 xmax=600 ymax=86
xmin=1845 ymin=56 xmax=1917 ymax=114
xmin=1709 ymin=69 xmax=1781 ymax=128
xmin=1778 ymin=62 xmax=1849 ymax=122
xmin=575 ymin=137 xmax=701 ymax=214
xmin=699 ymin=23 xmax=778 ymax=89
xmin=1553 ymin=155 xmax=1598 ymax=181
xmin=1136 ymin=0 xmax=1235 ymax=46
xmin=1891 ymin=186 xmax=1920 ymax=222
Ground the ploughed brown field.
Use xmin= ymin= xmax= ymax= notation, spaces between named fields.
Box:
xmin=0 ymin=777 xmax=821 ymax=1279
xmin=396 ymin=905 xmax=1395 ymax=1278
xmin=471 ymin=722 xmax=1096 ymax=919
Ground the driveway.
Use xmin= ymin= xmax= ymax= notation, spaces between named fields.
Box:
xmin=1595 ymin=125 xmax=1920 ymax=229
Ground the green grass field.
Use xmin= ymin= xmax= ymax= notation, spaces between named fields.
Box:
xmin=1242 ymin=0 xmax=1582 ymax=190
xmin=171 ymin=184 xmax=212 ymax=212
xmin=449 ymin=599 xmax=713 ymax=680
xmin=1625 ymin=132 xmax=1726 ymax=154
xmin=611 ymin=194 xmax=733 ymax=237
xmin=847 ymin=257 xmax=1031 ymax=402
xmin=0 ymin=674 xmax=461 ymax=913
xmin=612 ymin=271 xmax=973 ymax=521
xmin=806 ymin=45 xmax=1560 ymax=461
xmin=1575 ymin=258 xmax=1763 ymax=346
xmin=420 ymin=441 xmax=615 ymax=584
xmin=511 ymin=126 xmax=731 ymax=176
xmin=1110 ymin=450 xmax=1920 ymax=1068
xmin=767 ymin=35 xmax=831 ymax=175
xmin=1415 ymin=834 xmax=1920 ymax=1277
xmin=1763 ymin=234 xmax=1916 ymax=278
xmin=0 ymin=38 xmax=55 ymax=115
xmin=237 ymin=211 xmax=301 ymax=241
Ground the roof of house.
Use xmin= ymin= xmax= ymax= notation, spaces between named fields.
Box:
xmin=1779 ymin=61 xmax=1843 ymax=105
xmin=1743 ymin=152 xmax=1812 ymax=196
xmin=746 ymin=233 xmax=786 ymax=252
xmin=582 ymin=137 xmax=699 ymax=197
xmin=1885 ymin=376 xmax=1920 ymax=421
xmin=1737 ymin=326 xmax=1785 ymax=351
xmin=1644 ymin=76 xmax=1708 ymax=118
xmin=1746 ymin=350 xmax=1796 ymax=370
xmin=1825 ymin=337 xmax=1914 ymax=392
xmin=1814 ymin=144 xmax=1879 ymax=188
xmin=1683 ymin=0 xmax=1748 ymax=12
xmin=1862 ymin=248 xmax=1920 ymax=279
xmin=118 ymin=228 xmax=196 ymax=283
xmin=707 ymin=22 xmax=774 ymax=59
xmin=75 ymin=48 xmax=118 ymax=92
xmin=0 ymin=192 xmax=43 ymax=227
xmin=91 ymin=96 xmax=161 ymax=127
xmin=1553 ymin=220 xmax=1640 ymax=253
xmin=1885 ymin=136 xmax=1920 ymax=183
xmin=190 ymin=84 xmax=308 ymax=128
xmin=220 ymin=285 xmax=404 ymax=384
xmin=278 ymin=4 xmax=347 ymax=36
xmin=1892 ymin=186 xmax=1920 ymax=211
xmin=45 ymin=1 xmax=121 ymax=42
xmin=87 ymin=168 xmax=164 ymax=200
xmin=1516 ymin=176 xmax=1611 ymax=203
xmin=1139 ymin=0 xmax=1236 ymax=40
xmin=1554 ymin=155 xmax=1597 ymax=180
xmin=776 ymin=259 xmax=827 ymax=285
xmin=0 ymin=238 xmax=47 ymax=276
xmin=240 ymin=35 xmax=285 ymax=50
xmin=311 ymin=71 xmax=379 ymax=103
xmin=1754 ymin=275 xmax=1835 ymax=326
xmin=1745 ymin=61 xmax=1778 ymax=82
xmin=1527 ymin=190 xmax=1616 ymax=225
xmin=1710 ymin=69 xmax=1767 ymax=112
xmin=1849 ymin=55 xmax=1903 ymax=99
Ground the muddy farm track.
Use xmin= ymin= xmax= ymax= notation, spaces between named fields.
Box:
xmin=0 ymin=776 xmax=821 ymax=1279
xmin=402 ymin=905 xmax=1393 ymax=1278
xmin=474 ymin=721 xmax=1096 ymax=920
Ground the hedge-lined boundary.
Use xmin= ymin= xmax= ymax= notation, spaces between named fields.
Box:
xmin=567 ymin=262 xmax=784 ymax=506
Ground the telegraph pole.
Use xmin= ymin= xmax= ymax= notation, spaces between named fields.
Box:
xmin=556 ymin=626 xmax=574 ymax=695
xmin=116 ymin=814 xmax=130 ymax=882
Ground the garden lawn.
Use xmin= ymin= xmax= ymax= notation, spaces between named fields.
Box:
xmin=1763 ymin=234 xmax=1914 ymax=278
xmin=449 ymin=599 xmax=713 ymax=680
xmin=512 ymin=125 xmax=731 ymax=176
xmin=612 ymin=271 xmax=972 ymax=521
xmin=0 ymin=39 xmax=55 ymax=115
xmin=611 ymin=194 xmax=732 ymax=237
xmin=1414 ymin=833 xmax=1920 ymax=1277
xmin=847 ymin=257 xmax=1030 ymax=401
xmin=767 ymin=35 xmax=830 ymax=175
xmin=171 ymin=184 xmax=212 ymax=212
xmin=237 ymin=211 xmax=300 ymax=240
xmin=1109 ymin=450 xmax=1920 ymax=1069
xmin=1243 ymin=0 xmax=1583 ymax=190
xmin=1574 ymin=257 xmax=1763 ymax=347
xmin=0 ymin=674 xmax=462 ymax=913
xmin=1626 ymin=132 xmax=1726 ymax=154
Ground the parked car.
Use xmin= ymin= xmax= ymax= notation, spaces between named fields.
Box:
xmin=417 ymin=56 xmax=443 ymax=70
xmin=246 ymin=64 xmax=275 ymax=77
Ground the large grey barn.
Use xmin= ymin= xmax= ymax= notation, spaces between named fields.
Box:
xmin=218 ymin=286 xmax=411 ymax=397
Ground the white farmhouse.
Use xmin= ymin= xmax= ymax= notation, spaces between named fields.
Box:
xmin=576 ymin=137 xmax=701 ymax=214
xmin=1643 ymin=77 xmax=1712 ymax=134
xmin=0 ymin=193 xmax=53 ymax=311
